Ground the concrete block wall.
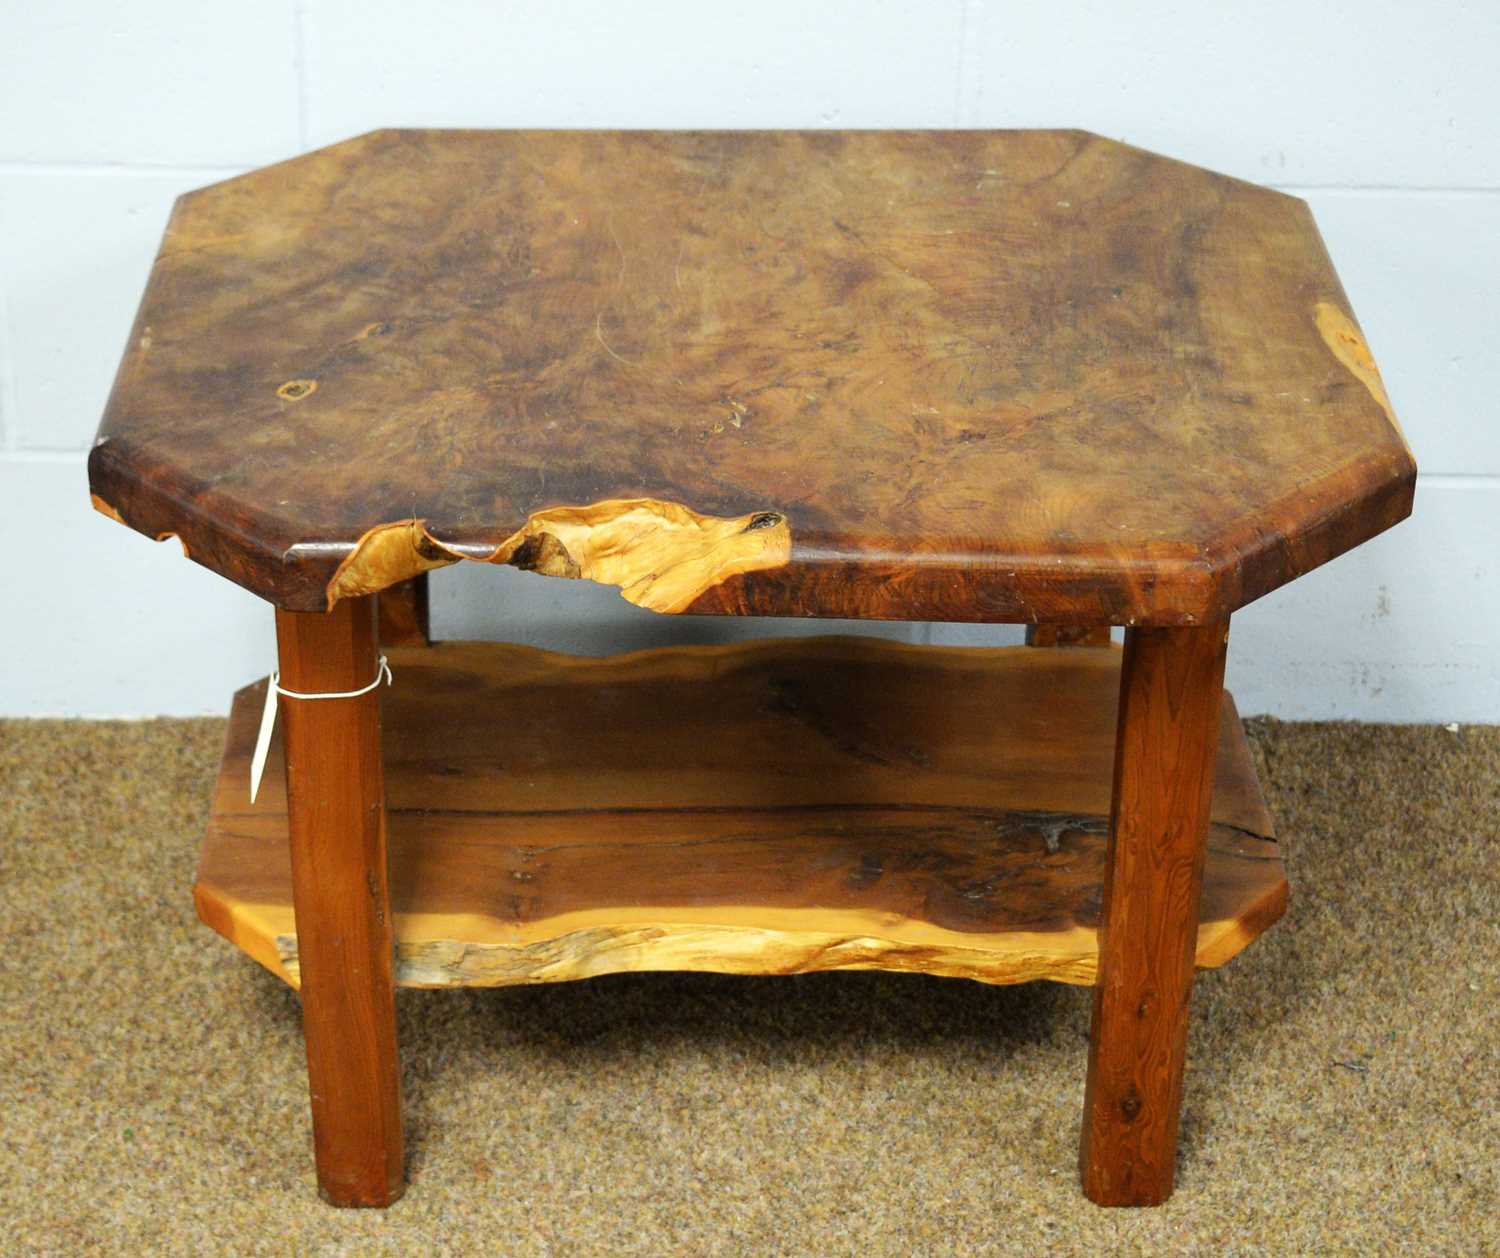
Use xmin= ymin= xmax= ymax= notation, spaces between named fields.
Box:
xmin=2 ymin=1 xmax=1495 ymax=718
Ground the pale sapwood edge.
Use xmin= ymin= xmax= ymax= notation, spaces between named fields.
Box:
xmin=253 ymin=913 xmax=1280 ymax=991
xmin=90 ymin=492 xmax=127 ymax=524
xmin=192 ymin=638 xmax=1286 ymax=993
xmin=89 ymin=492 xmax=792 ymax=615
xmin=324 ymin=499 xmax=793 ymax=614
xmin=90 ymin=492 xmax=191 ymax=558
xmin=1314 ymin=300 xmax=1411 ymax=451
xmin=194 ymin=858 xmax=1285 ymax=994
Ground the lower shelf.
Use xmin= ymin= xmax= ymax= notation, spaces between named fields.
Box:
xmin=195 ymin=637 xmax=1286 ymax=989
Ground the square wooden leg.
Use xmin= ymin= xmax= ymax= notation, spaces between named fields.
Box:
xmin=1079 ymin=621 xmax=1229 ymax=1205
xmin=1024 ymin=624 xmax=1112 ymax=648
xmin=275 ymin=595 xmax=405 ymax=1207
xmin=377 ymin=574 xmax=431 ymax=647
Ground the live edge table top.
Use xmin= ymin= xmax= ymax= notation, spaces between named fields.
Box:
xmin=89 ymin=129 xmax=1414 ymax=623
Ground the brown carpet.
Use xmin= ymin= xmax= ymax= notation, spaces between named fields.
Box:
xmin=1 ymin=715 xmax=1496 ymax=1256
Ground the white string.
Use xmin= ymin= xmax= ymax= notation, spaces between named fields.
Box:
xmin=249 ymin=656 xmax=393 ymax=802
xmin=272 ymin=655 xmax=392 ymax=701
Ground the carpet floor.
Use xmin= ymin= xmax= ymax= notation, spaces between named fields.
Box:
xmin=0 ymin=714 xmax=1495 ymax=1256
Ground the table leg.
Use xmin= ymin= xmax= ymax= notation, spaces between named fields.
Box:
xmin=1025 ymin=624 xmax=1112 ymax=647
xmin=275 ymin=595 xmax=405 ymax=1207
xmin=377 ymin=574 xmax=431 ymax=647
xmin=1079 ymin=621 xmax=1229 ymax=1205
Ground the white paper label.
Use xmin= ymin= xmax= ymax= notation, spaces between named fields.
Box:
xmin=249 ymin=675 xmax=279 ymax=804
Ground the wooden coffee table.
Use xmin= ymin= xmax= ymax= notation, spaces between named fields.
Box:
xmin=88 ymin=130 xmax=1414 ymax=1210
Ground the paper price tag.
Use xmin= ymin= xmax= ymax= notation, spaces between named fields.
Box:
xmin=249 ymin=676 xmax=280 ymax=804
xmin=246 ymin=656 xmax=391 ymax=803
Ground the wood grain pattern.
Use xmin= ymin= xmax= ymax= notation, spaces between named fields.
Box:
xmin=89 ymin=130 xmax=1414 ymax=622
xmin=274 ymin=597 xmax=403 ymax=1207
xmin=1080 ymin=623 xmax=1230 ymax=1207
xmin=194 ymin=637 xmax=1285 ymax=990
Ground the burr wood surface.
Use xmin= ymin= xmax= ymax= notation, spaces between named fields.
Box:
xmin=91 ymin=129 xmax=1413 ymax=620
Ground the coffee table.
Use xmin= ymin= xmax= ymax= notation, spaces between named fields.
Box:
xmin=88 ymin=130 xmax=1414 ymax=1210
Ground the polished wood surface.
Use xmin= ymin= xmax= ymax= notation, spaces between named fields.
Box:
xmin=195 ymin=637 xmax=1285 ymax=989
xmin=274 ymin=597 xmax=404 ymax=1207
xmin=90 ymin=129 xmax=1413 ymax=621
xmin=1080 ymin=623 xmax=1230 ymax=1206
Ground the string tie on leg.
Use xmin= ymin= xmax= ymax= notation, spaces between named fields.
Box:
xmin=249 ymin=655 xmax=392 ymax=802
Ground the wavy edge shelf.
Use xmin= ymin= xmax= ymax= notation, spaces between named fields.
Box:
xmin=194 ymin=637 xmax=1287 ymax=989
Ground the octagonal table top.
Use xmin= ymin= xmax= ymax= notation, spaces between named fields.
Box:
xmin=88 ymin=129 xmax=1414 ymax=622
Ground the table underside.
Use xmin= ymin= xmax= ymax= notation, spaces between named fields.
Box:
xmin=195 ymin=636 xmax=1286 ymax=989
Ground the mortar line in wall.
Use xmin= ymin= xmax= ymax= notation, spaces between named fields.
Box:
xmin=0 ymin=161 xmax=250 ymax=178
xmin=953 ymin=0 xmax=982 ymax=126
xmin=1274 ymin=183 xmax=1500 ymax=198
xmin=0 ymin=165 xmax=1494 ymax=198
xmin=1 ymin=449 xmax=88 ymax=464
xmin=950 ymin=0 xmax=966 ymax=125
xmin=1417 ymin=473 xmax=1500 ymax=491
xmin=0 ymin=278 xmax=18 ymax=453
xmin=292 ymin=0 xmax=312 ymax=150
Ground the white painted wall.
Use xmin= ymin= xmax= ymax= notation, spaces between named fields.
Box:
xmin=1 ymin=1 xmax=1495 ymax=720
